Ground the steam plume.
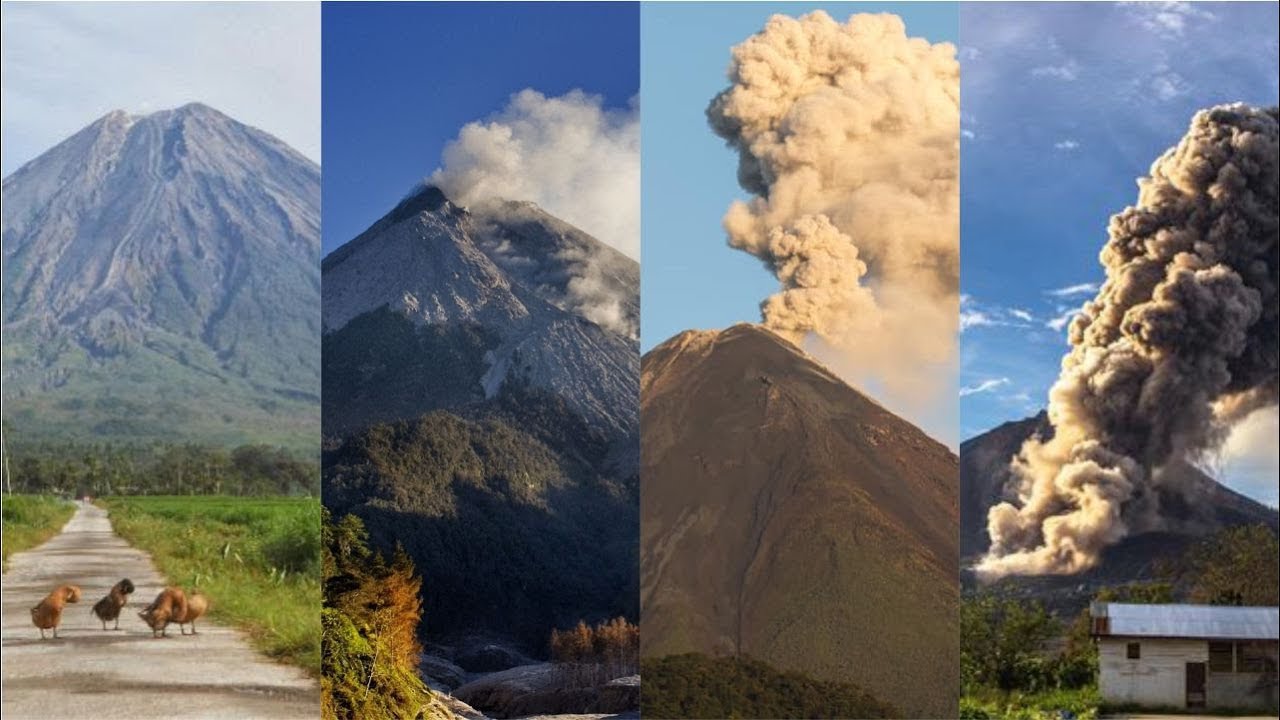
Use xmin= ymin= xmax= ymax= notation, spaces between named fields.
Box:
xmin=708 ymin=11 xmax=960 ymax=411
xmin=431 ymin=89 xmax=640 ymax=259
xmin=979 ymin=104 xmax=1279 ymax=578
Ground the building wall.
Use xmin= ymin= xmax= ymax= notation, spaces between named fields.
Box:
xmin=1100 ymin=638 xmax=1279 ymax=710
xmin=1209 ymin=671 xmax=1279 ymax=709
xmin=1098 ymin=638 xmax=1206 ymax=708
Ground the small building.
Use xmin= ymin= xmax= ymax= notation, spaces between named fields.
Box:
xmin=1091 ymin=602 xmax=1279 ymax=711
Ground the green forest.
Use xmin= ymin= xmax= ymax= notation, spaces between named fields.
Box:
xmin=2 ymin=440 xmax=318 ymax=496
xmin=641 ymin=653 xmax=898 ymax=719
xmin=323 ymin=388 xmax=637 ymax=653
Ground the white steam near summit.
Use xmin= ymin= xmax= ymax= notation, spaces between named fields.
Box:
xmin=431 ymin=89 xmax=640 ymax=260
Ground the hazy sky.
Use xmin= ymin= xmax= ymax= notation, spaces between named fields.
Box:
xmin=959 ymin=1 xmax=1279 ymax=504
xmin=1 ymin=1 xmax=321 ymax=175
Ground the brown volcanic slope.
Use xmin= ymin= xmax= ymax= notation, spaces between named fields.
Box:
xmin=641 ymin=324 xmax=958 ymax=719
xmin=960 ymin=414 xmax=1279 ymax=612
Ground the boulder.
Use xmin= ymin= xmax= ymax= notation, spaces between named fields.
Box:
xmin=421 ymin=652 xmax=471 ymax=690
xmin=454 ymin=640 xmax=535 ymax=673
xmin=595 ymin=675 xmax=640 ymax=715
xmin=454 ymin=665 xmax=639 ymax=718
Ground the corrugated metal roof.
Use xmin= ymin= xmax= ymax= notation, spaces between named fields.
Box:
xmin=1091 ymin=602 xmax=1280 ymax=640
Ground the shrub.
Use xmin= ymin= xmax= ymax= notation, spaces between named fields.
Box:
xmin=262 ymin=504 xmax=322 ymax=574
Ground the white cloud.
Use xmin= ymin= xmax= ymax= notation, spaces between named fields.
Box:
xmin=1150 ymin=69 xmax=1191 ymax=101
xmin=1046 ymin=307 xmax=1079 ymax=332
xmin=960 ymin=377 xmax=1011 ymax=397
xmin=1124 ymin=2 xmax=1217 ymax=39
xmin=1046 ymin=282 xmax=1099 ymax=298
xmin=1054 ymin=139 xmax=1080 ymax=151
xmin=962 ymin=128 xmax=976 ymax=140
xmin=960 ymin=296 xmax=1038 ymax=332
xmin=1031 ymin=59 xmax=1080 ymax=81
xmin=430 ymin=89 xmax=640 ymax=259
xmin=1 ymin=2 xmax=320 ymax=172
xmin=960 ymin=310 xmax=995 ymax=332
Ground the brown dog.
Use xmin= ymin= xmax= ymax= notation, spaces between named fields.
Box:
xmin=90 ymin=578 xmax=135 ymax=630
xmin=138 ymin=587 xmax=187 ymax=638
xmin=31 ymin=584 xmax=82 ymax=639
xmin=176 ymin=591 xmax=209 ymax=635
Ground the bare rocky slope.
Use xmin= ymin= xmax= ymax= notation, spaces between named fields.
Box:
xmin=640 ymin=324 xmax=959 ymax=719
xmin=321 ymin=186 xmax=638 ymax=446
xmin=321 ymin=187 xmax=639 ymax=673
xmin=1 ymin=103 xmax=320 ymax=450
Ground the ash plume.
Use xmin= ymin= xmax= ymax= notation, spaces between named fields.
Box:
xmin=708 ymin=11 xmax=960 ymax=413
xmin=430 ymin=89 xmax=639 ymax=259
xmin=979 ymin=104 xmax=1280 ymax=578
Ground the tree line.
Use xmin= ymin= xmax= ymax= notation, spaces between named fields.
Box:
xmin=549 ymin=617 xmax=640 ymax=688
xmin=3 ymin=441 xmax=319 ymax=496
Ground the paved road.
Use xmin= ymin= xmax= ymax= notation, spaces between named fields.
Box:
xmin=1 ymin=502 xmax=317 ymax=719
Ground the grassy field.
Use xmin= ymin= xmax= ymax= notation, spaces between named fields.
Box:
xmin=2 ymin=494 xmax=76 ymax=569
xmin=961 ymin=688 xmax=1100 ymax=720
xmin=100 ymin=496 xmax=321 ymax=675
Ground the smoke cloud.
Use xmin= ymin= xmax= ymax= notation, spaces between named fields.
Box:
xmin=979 ymin=104 xmax=1279 ymax=578
xmin=431 ymin=89 xmax=640 ymax=259
xmin=708 ymin=11 xmax=960 ymax=417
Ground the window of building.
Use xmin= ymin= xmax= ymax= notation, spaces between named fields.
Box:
xmin=1237 ymin=641 xmax=1269 ymax=673
xmin=1208 ymin=642 xmax=1234 ymax=672
xmin=1126 ymin=642 xmax=1140 ymax=659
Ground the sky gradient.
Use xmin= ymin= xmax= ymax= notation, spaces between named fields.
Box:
xmin=321 ymin=1 xmax=639 ymax=255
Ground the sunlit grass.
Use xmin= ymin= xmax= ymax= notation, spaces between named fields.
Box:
xmin=100 ymin=495 xmax=321 ymax=674
xmin=2 ymin=494 xmax=76 ymax=569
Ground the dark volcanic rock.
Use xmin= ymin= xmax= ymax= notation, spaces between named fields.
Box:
xmin=420 ymin=653 xmax=471 ymax=690
xmin=453 ymin=664 xmax=639 ymax=719
xmin=454 ymin=641 xmax=536 ymax=674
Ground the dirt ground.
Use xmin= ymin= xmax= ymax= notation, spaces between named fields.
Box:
xmin=1 ymin=501 xmax=318 ymax=719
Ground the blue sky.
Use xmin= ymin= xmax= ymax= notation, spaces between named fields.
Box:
xmin=321 ymin=2 xmax=639 ymax=255
xmin=959 ymin=2 xmax=1278 ymax=503
xmin=640 ymin=2 xmax=958 ymax=355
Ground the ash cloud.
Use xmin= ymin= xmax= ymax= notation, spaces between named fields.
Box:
xmin=431 ymin=89 xmax=640 ymax=259
xmin=979 ymin=104 xmax=1280 ymax=578
xmin=708 ymin=11 xmax=960 ymax=418
xmin=430 ymin=89 xmax=639 ymax=339
xmin=471 ymin=201 xmax=638 ymax=339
